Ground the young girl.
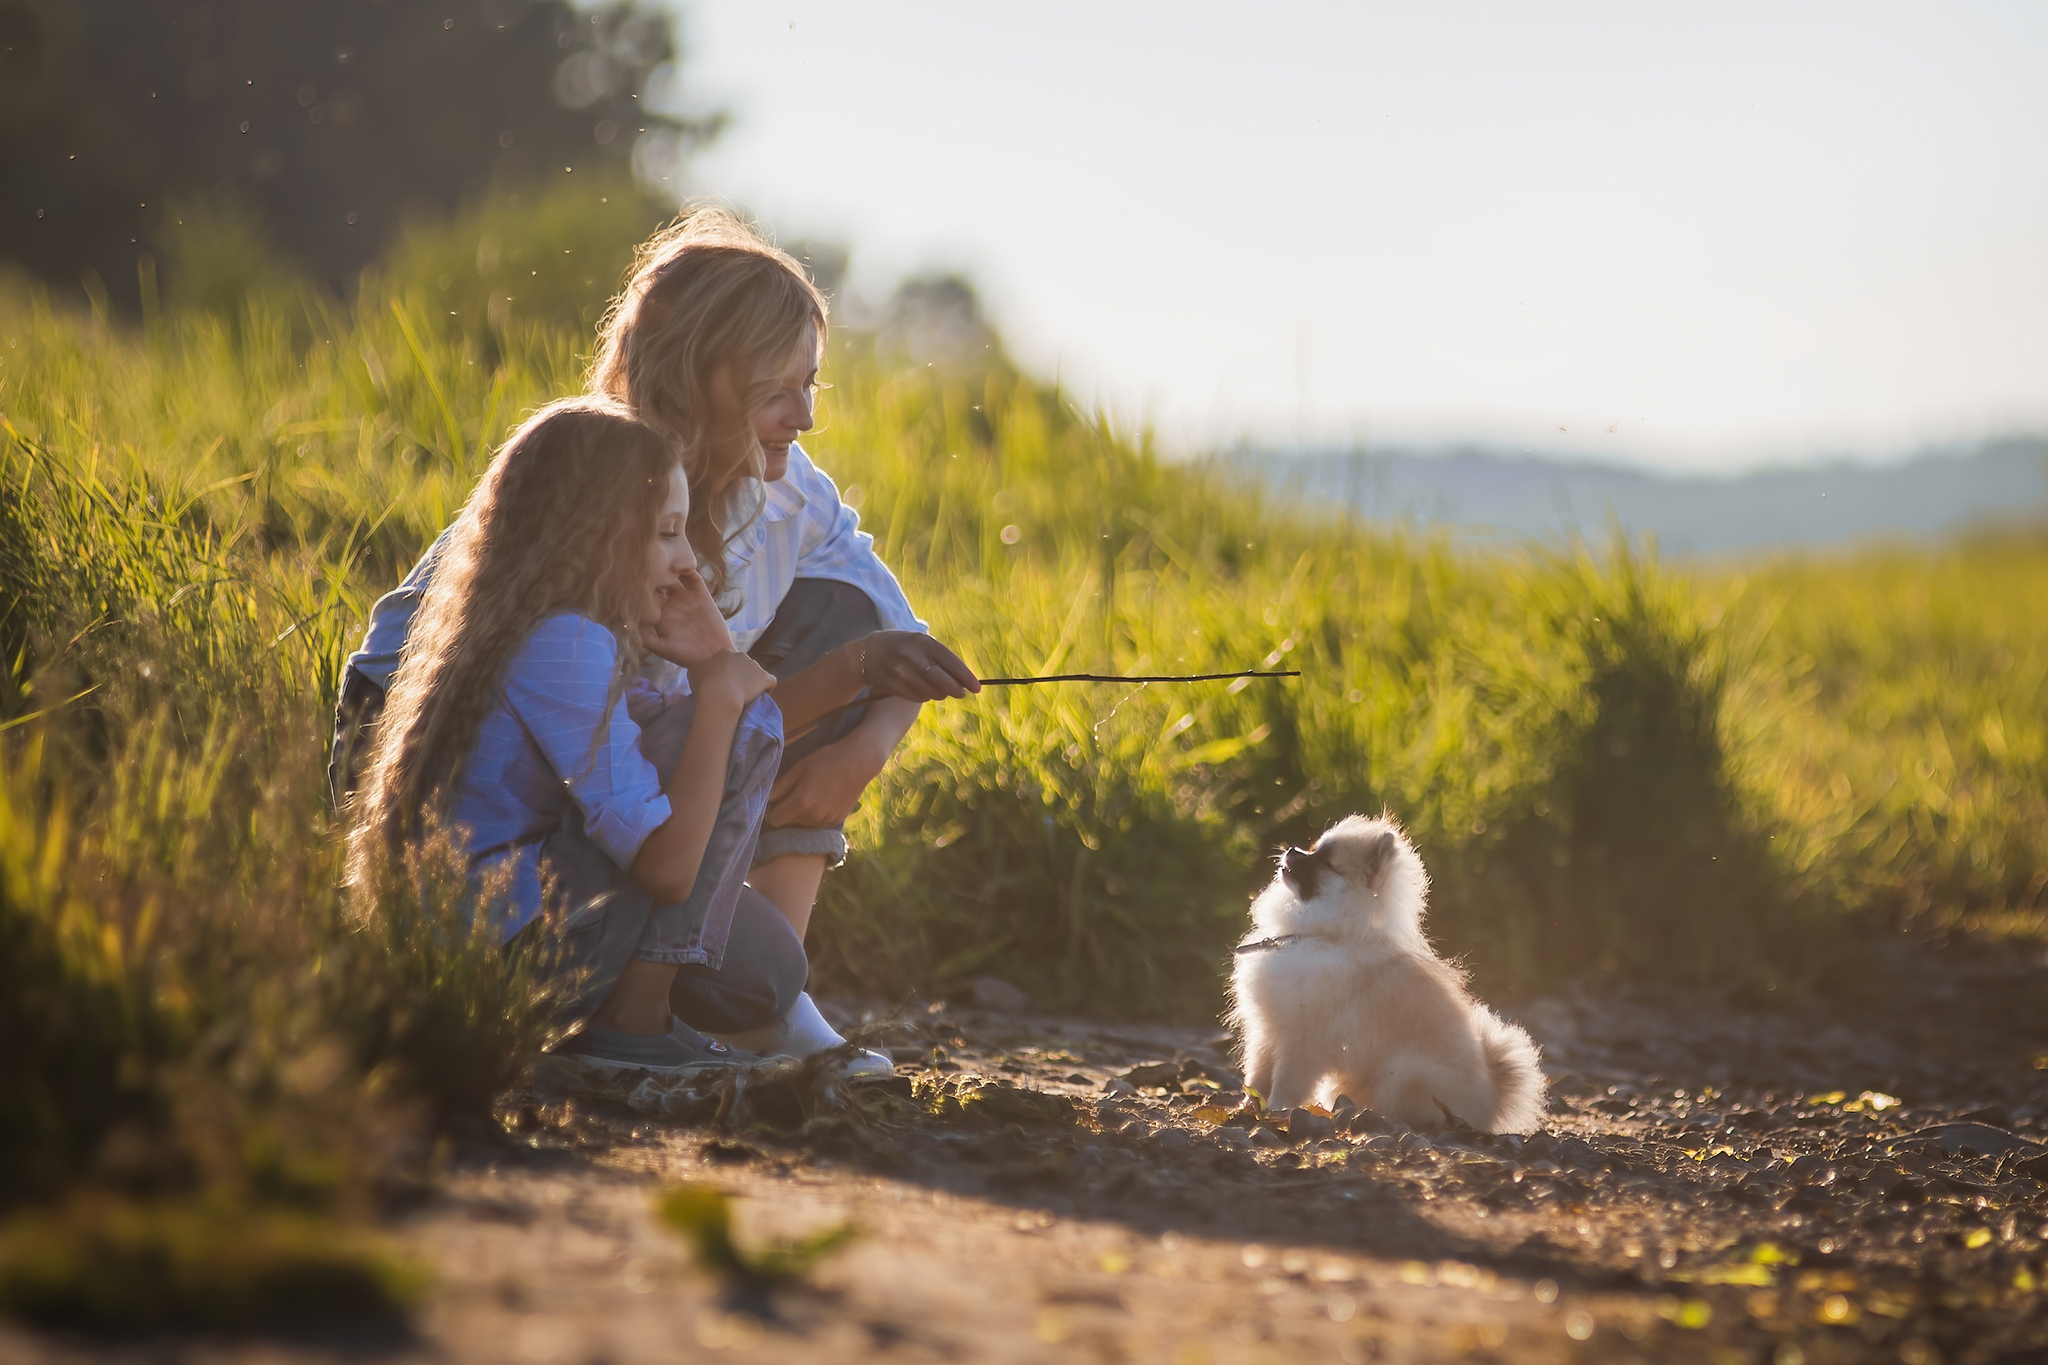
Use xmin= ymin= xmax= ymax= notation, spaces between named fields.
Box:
xmin=348 ymin=399 xmax=950 ymax=1079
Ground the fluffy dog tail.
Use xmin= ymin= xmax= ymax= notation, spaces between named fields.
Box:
xmin=1476 ymin=1008 xmax=1548 ymax=1134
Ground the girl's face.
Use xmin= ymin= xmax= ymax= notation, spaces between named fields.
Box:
xmin=643 ymin=465 xmax=729 ymax=663
xmin=706 ymin=322 xmax=820 ymax=484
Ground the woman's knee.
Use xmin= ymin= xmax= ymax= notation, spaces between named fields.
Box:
xmin=783 ymin=577 xmax=883 ymax=634
xmin=749 ymin=579 xmax=883 ymax=671
xmin=733 ymin=892 xmax=802 ymax=1019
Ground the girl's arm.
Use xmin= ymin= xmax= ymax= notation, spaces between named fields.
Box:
xmin=627 ymin=650 xmax=776 ymax=903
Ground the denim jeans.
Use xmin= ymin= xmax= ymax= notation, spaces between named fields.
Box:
xmin=745 ymin=578 xmax=885 ymax=869
xmin=527 ymin=692 xmax=806 ymax=1032
xmin=330 ymin=577 xmax=883 ymax=1024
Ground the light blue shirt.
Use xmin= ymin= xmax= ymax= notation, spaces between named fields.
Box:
xmin=452 ymin=614 xmax=671 ymax=943
xmin=346 ymin=442 xmax=925 ymax=689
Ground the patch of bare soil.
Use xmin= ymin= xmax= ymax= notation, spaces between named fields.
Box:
xmin=7 ymin=939 xmax=2046 ymax=1365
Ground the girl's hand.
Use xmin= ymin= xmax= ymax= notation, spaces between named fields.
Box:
xmin=645 ymin=568 xmax=732 ymax=667
xmin=856 ymin=631 xmax=980 ymax=702
xmin=687 ymin=649 xmax=776 ymax=712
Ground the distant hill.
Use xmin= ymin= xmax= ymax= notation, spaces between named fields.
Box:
xmin=1216 ymin=436 xmax=2048 ymax=555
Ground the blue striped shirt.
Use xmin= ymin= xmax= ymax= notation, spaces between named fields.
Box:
xmin=346 ymin=442 xmax=925 ymax=689
xmin=452 ymin=614 xmax=671 ymax=942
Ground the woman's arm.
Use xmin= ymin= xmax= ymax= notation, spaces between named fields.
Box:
xmin=758 ymin=633 xmax=976 ymax=830
xmin=764 ymin=695 xmax=920 ymax=830
xmin=770 ymin=630 xmax=978 ymax=735
xmin=626 ymin=651 xmax=776 ymax=903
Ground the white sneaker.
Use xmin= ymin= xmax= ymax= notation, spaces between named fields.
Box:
xmin=786 ymin=992 xmax=896 ymax=1082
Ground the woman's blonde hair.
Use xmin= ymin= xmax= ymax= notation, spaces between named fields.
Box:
xmin=587 ymin=204 xmax=827 ymax=607
xmin=349 ymin=398 xmax=676 ymax=884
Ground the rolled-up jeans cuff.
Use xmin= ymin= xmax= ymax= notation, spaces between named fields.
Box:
xmin=753 ymin=825 xmax=848 ymax=869
xmin=631 ymin=947 xmax=714 ymax=967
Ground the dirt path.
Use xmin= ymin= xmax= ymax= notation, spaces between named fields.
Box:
xmin=8 ymin=940 xmax=2047 ymax=1365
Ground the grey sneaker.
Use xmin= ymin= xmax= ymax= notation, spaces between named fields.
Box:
xmin=544 ymin=1021 xmax=756 ymax=1082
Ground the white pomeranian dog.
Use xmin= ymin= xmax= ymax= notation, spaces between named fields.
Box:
xmin=1226 ymin=814 xmax=1546 ymax=1133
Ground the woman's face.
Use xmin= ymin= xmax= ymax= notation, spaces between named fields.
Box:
xmin=705 ymin=322 xmax=820 ymax=484
xmin=643 ymin=464 xmax=730 ymax=663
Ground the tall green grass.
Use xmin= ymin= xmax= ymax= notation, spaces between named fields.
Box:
xmin=1714 ymin=537 xmax=2048 ymax=941
xmin=810 ymin=356 xmax=1824 ymax=1012
xmin=0 ymin=399 xmax=570 ymax=1158
xmin=0 ymin=251 xmax=576 ymax=1317
xmin=0 ymin=189 xmax=2043 ymax=1275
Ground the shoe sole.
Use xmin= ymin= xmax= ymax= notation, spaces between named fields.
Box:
xmin=838 ymin=1052 xmax=899 ymax=1082
xmin=534 ymin=1051 xmax=735 ymax=1089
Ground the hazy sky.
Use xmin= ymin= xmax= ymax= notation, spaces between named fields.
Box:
xmin=669 ymin=3 xmax=2048 ymax=471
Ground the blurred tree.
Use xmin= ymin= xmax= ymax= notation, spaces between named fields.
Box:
xmin=362 ymin=167 xmax=669 ymax=343
xmin=0 ymin=0 xmax=719 ymax=311
xmin=876 ymin=273 xmax=1000 ymax=371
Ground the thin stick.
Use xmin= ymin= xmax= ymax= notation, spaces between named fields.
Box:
xmin=782 ymin=670 xmax=1299 ymax=740
xmin=978 ymin=670 xmax=1300 ymax=685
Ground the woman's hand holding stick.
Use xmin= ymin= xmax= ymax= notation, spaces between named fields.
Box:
xmin=770 ymin=630 xmax=980 ymax=736
xmin=777 ymin=629 xmax=1299 ymax=743
xmin=853 ymin=631 xmax=982 ymax=702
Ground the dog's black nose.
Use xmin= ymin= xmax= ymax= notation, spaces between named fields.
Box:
xmin=1279 ymin=844 xmax=1329 ymax=895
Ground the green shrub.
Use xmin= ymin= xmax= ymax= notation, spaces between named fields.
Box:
xmin=0 ymin=366 xmax=565 ymax=1296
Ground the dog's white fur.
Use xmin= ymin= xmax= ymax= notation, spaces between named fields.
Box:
xmin=1226 ymin=814 xmax=1546 ymax=1133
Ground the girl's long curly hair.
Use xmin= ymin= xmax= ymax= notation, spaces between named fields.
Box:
xmin=348 ymin=398 xmax=676 ymax=887
xmin=587 ymin=204 xmax=827 ymax=610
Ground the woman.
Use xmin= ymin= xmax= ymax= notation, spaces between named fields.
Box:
xmin=349 ymin=399 xmax=958 ymax=1079
xmin=589 ymin=208 xmax=972 ymax=1067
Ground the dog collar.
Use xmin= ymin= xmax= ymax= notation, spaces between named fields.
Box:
xmin=1234 ymin=934 xmax=1300 ymax=954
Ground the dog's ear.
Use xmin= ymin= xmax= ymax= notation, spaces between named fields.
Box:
xmin=1360 ymin=829 xmax=1399 ymax=880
